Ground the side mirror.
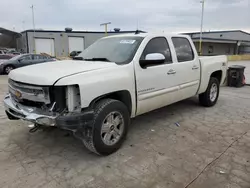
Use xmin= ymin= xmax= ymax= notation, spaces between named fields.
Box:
xmin=18 ymin=59 xmax=23 ymax=63
xmin=139 ymin=53 xmax=165 ymax=68
xmin=73 ymin=56 xmax=83 ymax=60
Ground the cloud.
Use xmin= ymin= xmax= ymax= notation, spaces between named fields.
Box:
xmin=0 ymin=0 xmax=249 ymax=33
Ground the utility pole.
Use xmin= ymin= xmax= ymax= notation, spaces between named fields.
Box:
xmin=199 ymin=0 xmax=205 ymax=56
xmin=31 ymin=5 xmax=36 ymax=53
xmin=100 ymin=22 xmax=111 ymax=36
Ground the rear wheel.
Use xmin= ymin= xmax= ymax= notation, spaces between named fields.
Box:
xmin=82 ymin=99 xmax=129 ymax=155
xmin=4 ymin=65 xmax=14 ymax=74
xmin=199 ymin=77 xmax=220 ymax=107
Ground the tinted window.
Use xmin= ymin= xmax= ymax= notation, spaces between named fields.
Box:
xmin=172 ymin=37 xmax=194 ymax=62
xmin=33 ymin=55 xmax=42 ymax=60
xmin=21 ymin=55 xmax=32 ymax=60
xmin=140 ymin=37 xmax=172 ymax=63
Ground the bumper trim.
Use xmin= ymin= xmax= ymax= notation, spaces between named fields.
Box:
xmin=4 ymin=94 xmax=57 ymax=126
xmin=4 ymin=94 xmax=94 ymax=130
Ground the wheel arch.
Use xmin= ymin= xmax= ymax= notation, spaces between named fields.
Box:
xmin=210 ymin=70 xmax=222 ymax=84
xmin=198 ymin=69 xmax=223 ymax=94
xmin=88 ymin=90 xmax=132 ymax=116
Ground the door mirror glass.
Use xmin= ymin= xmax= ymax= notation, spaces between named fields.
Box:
xmin=139 ymin=53 xmax=165 ymax=68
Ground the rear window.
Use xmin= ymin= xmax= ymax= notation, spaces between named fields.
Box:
xmin=172 ymin=37 xmax=194 ymax=62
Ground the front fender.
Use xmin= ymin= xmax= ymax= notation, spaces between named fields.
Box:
xmin=55 ymin=64 xmax=136 ymax=116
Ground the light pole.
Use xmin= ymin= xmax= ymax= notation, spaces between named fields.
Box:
xmin=100 ymin=22 xmax=111 ymax=36
xmin=31 ymin=5 xmax=36 ymax=53
xmin=199 ymin=0 xmax=205 ymax=56
xmin=22 ymin=21 xmax=25 ymax=31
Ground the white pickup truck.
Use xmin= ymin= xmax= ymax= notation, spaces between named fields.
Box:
xmin=4 ymin=33 xmax=227 ymax=155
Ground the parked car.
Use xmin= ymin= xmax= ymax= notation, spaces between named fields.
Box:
xmin=11 ymin=52 xmax=22 ymax=55
xmin=0 ymin=54 xmax=56 ymax=74
xmin=0 ymin=54 xmax=14 ymax=64
xmin=0 ymin=50 xmax=6 ymax=54
xmin=4 ymin=33 xmax=228 ymax=155
xmin=70 ymin=51 xmax=82 ymax=58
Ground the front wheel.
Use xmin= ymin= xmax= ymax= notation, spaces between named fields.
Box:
xmin=82 ymin=99 xmax=130 ymax=155
xmin=4 ymin=65 xmax=14 ymax=74
xmin=199 ymin=77 xmax=220 ymax=107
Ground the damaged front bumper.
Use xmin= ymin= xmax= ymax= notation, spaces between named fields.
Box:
xmin=4 ymin=94 xmax=94 ymax=131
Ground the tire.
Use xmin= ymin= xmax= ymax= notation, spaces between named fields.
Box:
xmin=199 ymin=77 xmax=220 ymax=107
xmin=82 ymin=99 xmax=130 ymax=155
xmin=4 ymin=65 xmax=14 ymax=74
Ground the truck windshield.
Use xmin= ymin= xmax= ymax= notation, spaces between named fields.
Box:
xmin=78 ymin=36 xmax=144 ymax=64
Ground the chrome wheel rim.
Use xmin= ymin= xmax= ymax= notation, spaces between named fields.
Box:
xmin=101 ymin=111 xmax=124 ymax=146
xmin=210 ymin=83 xmax=218 ymax=102
xmin=5 ymin=66 xmax=13 ymax=74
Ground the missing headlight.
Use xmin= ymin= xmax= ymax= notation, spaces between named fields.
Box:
xmin=66 ymin=85 xmax=81 ymax=112
xmin=50 ymin=86 xmax=66 ymax=112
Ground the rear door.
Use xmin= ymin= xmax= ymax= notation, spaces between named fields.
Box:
xmin=135 ymin=37 xmax=180 ymax=115
xmin=170 ymin=37 xmax=200 ymax=100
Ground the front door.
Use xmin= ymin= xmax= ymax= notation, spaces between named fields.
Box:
xmin=135 ymin=37 xmax=180 ymax=115
xmin=18 ymin=55 xmax=33 ymax=67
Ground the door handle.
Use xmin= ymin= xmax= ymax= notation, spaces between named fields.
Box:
xmin=167 ymin=69 xmax=176 ymax=75
xmin=192 ymin=65 xmax=199 ymax=70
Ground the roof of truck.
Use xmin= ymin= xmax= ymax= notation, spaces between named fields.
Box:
xmin=104 ymin=32 xmax=188 ymax=38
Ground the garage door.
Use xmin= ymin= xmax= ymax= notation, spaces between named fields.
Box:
xmin=68 ymin=37 xmax=84 ymax=54
xmin=35 ymin=38 xmax=55 ymax=56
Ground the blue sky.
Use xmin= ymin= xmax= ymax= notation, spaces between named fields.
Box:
xmin=1 ymin=0 xmax=249 ymax=33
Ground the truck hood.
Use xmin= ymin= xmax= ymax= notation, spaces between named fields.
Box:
xmin=9 ymin=60 xmax=117 ymax=85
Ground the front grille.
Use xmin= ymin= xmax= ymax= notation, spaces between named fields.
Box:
xmin=8 ymin=79 xmax=50 ymax=105
xmin=9 ymin=80 xmax=44 ymax=95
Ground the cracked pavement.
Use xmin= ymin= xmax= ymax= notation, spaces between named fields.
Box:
xmin=0 ymin=75 xmax=250 ymax=188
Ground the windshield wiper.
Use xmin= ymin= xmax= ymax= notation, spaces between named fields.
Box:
xmin=83 ymin=57 xmax=111 ymax=62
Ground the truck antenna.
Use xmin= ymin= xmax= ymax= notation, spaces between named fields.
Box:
xmin=135 ymin=30 xmax=141 ymax=34
xmin=135 ymin=19 xmax=140 ymax=34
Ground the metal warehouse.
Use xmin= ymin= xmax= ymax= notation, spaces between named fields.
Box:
xmin=6 ymin=28 xmax=250 ymax=57
xmin=185 ymin=30 xmax=250 ymax=56
xmin=16 ymin=29 xmax=141 ymax=57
